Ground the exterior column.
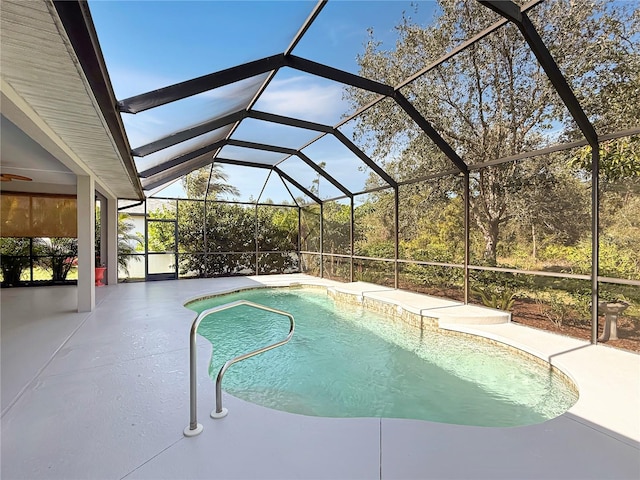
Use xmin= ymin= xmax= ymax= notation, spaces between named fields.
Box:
xmin=319 ymin=203 xmax=324 ymax=278
xmin=77 ymin=175 xmax=95 ymax=312
xmin=464 ymin=172 xmax=470 ymax=304
xmin=591 ymin=145 xmax=600 ymax=344
xmin=297 ymin=206 xmax=302 ymax=273
xmin=255 ymin=204 xmax=259 ymax=275
xmin=107 ymin=197 xmax=118 ymax=285
xmin=97 ymin=195 xmax=107 ymax=269
xmin=350 ymin=197 xmax=354 ymax=283
xmin=394 ymin=186 xmax=399 ymax=289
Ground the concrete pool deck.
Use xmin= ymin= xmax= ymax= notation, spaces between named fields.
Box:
xmin=1 ymin=274 xmax=639 ymax=479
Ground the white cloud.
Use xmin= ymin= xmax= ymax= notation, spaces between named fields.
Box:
xmin=109 ymin=65 xmax=180 ymax=100
xmin=256 ymin=76 xmax=348 ymax=124
xmin=122 ymin=114 xmax=167 ymax=148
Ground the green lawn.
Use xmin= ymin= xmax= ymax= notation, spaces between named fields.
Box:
xmin=12 ymin=266 xmax=79 ymax=282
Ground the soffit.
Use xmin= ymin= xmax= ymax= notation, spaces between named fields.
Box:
xmin=0 ymin=0 xmax=142 ymax=199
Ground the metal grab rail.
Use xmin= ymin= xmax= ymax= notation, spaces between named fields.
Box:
xmin=183 ymin=299 xmax=295 ymax=437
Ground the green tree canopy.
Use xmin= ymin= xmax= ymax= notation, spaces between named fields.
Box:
xmin=347 ymin=0 xmax=639 ymax=263
xmin=182 ymin=164 xmax=240 ymax=200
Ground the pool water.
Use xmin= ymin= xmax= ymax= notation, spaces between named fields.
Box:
xmin=187 ymin=288 xmax=578 ymax=427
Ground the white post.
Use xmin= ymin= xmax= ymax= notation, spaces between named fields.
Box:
xmin=107 ymin=197 xmax=118 ymax=285
xmin=77 ymin=175 xmax=95 ymax=312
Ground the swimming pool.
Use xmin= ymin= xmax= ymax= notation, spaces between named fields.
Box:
xmin=187 ymin=287 xmax=578 ymax=427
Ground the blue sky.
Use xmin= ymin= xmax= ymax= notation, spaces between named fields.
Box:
xmin=89 ymin=0 xmax=439 ymax=202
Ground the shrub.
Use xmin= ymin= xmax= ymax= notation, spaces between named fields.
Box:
xmin=35 ymin=238 xmax=78 ymax=282
xmin=472 ymin=286 xmax=516 ymax=311
xmin=535 ymin=291 xmax=575 ymax=328
xmin=0 ymin=237 xmax=31 ymax=285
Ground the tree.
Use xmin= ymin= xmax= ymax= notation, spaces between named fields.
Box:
xmin=182 ymin=164 xmax=240 ymax=200
xmin=118 ymin=213 xmax=143 ymax=276
xmin=572 ymin=136 xmax=640 ymax=183
xmin=257 ymin=206 xmax=299 ymax=273
xmin=36 ymin=237 xmax=77 ymax=282
xmin=206 ymin=202 xmax=255 ymax=275
xmin=347 ymin=0 xmax=639 ymax=264
xmin=300 ymin=204 xmax=321 ymax=252
xmin=310 ymin=161 xmax=327 ymax=196
xmin=321 ymin=200 xmax=351 ymax=279
xmin=507 ymin=155 xmax=590 ymax=259
xmin=168 ymin=199 xmax=300 ymax=278
xmin=0 ymin=237 xmax=31 ymax=285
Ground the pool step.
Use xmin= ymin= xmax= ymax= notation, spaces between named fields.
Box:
xmin=429 ymin=304 xmax=511 ymax=325
xmin=329 ymin=282 xmax=511 ymax=326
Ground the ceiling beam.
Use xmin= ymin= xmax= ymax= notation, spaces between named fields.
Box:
xmin=118 ymin=54 xmax=286 ymax=114
xmin=295 ymin=152 xmax=352 ymax=198
xmin=285 ymin=0 xmax=327 ymax=55
xmin=227 ymin=0 xmax=328 ymax=160
xmin=226 ymin=139 xmax=295 ymax=155
xmin=131 ymin=110 xmax=246 ymax=157
xmin=331 ymin=129 xmax=397 ymax=187
xmin=204 ymin=4 xmax=330 ymax=177
xmin=285 ymin=55 xmax=394 ymax=96
xmin=209 ymin=157 xmax=274 ymax=170
xmin=248 ymin=110 xmax=333 ymax=133
xmin=214 ymin=158 xmax=322 ymax=203
xmin=142 ymin=155 xmax=276 ymax=192
xmin=274 ymin=167 xmax=322 ymax=204
xmin=225 ymin=139 xmax=352 ymax=197
xmin=138 ymin=140 xmax=226 ymax=178
xmin=479 ymin=0 xmax=598 ymax=147
xmin=392 ymin=91 xmax=468 ymax=173
xmin=141 ymin=155 xmax=222 ymax=191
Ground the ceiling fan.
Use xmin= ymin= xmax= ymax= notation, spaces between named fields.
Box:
xmin=0 ymin=173 xmax=33 ymax=182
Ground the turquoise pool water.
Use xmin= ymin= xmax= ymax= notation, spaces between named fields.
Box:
xmin=187 ymin=288 xmax=578 ymax=427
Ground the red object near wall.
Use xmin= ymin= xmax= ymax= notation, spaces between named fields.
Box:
xmin=95 ymin=267 xmax=107 ymax=286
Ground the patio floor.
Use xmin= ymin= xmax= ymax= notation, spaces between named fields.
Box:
xmin=1 ymin=274 xmax=639 ymax=479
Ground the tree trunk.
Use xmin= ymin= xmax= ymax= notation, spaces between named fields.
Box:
xmin=479 ymin=219 xmax=500 ymax=265
xmin=531 ymin=223 xmax=537 ymax=260
xmin=2 ymin=262 xmax=23 ymax=285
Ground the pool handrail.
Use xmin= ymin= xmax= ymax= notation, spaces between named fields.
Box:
xmin=184 ymin=299 xmax=295 ymax=437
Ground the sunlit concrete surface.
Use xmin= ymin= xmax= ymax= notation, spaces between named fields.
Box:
xmin=2 ymin=274 xmax=639 ymax=479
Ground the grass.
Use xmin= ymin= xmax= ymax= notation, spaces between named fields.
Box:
xmin=15 ymin=267 xmax=79 ymax=282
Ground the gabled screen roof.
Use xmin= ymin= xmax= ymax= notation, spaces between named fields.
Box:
xmin=76 ymin=0 xmax=624 ymax=204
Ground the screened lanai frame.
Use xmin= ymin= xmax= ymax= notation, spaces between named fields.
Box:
xmin=56 ymin=0 xmax=640 ymax=345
